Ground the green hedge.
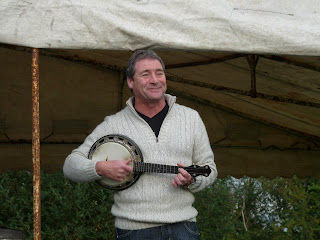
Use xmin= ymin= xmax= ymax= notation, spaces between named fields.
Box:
xmin=1 ymin=171 xmax=114 ymax=239
xmin=1 ymin=171 xmax=319 ymax=240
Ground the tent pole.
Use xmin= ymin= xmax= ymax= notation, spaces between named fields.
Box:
xmin=32 ymin=48 xmax=41 ymax=240
xmin=246 ymin=55 xmax=259 ymax=98
xmin=119 ymin=71 xmax=125 ymax=110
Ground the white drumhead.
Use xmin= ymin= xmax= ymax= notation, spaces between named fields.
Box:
xmin=92 ymin=142 xmax=132 ymax=162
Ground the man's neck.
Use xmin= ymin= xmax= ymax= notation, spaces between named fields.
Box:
xmin=134 ymin=98 xmax=166 ymax=118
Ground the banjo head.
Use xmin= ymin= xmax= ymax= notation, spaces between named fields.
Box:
xmin=88 ymin=134 xmax=143 ymax=190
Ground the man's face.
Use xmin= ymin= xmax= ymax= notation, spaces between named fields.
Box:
xmin=127 ymin=58 xmax=167 ymax=104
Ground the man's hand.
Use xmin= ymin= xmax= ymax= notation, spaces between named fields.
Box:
xmin=95 ymin=159 xmax=133 ymax=182
xmin=172 ymin=163 xmax=193 ymax=187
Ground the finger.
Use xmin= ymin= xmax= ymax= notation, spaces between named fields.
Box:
xmin=122 ymin=159 xmax=133 ymax=172
xmin=124 ymin=165 xmax=133 ymax=173
xmin=178 ymin=173 xmax=187 ymax=183
xmin=178 ymin=167 xmax=192 ymax=180
xmin=118 ymin=170 xmax=130 ymax=180
xmin=172 ymin=179 xmax=178 ymax=187
xmin=124 ymin=159 xmax=132 ymax=164
xmin=177 ymin=163 xmax=191 ymax=177
xmin=174 ymin=176 xmax=183 ymax=186
xmin=118 ymin=177 xmax=126 ymax=182
xmin=180 ymin=174 xmax=191 ymax=185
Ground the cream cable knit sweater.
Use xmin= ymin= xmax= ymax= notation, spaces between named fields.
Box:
xmin=63 ymin=94 xmax=217 ymax=230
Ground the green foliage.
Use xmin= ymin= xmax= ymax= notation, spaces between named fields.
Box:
xmin=194 ymin=178 xmax=237 ymax=240
xmin=195 ymin=176 xmax=320 ymax=240
xmin=1 ymin=171 xmax=115 ymax=240
xmin=41 ymin=172 xmax=115 ymax=240
xmin=1 ymin=171 xmax=320 ymax=240
xmin=0 ymin=171 xmax=33 ymax=236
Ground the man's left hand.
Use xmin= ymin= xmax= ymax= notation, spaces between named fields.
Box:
xmin=172 ymin=163 xmax=193 ymax=187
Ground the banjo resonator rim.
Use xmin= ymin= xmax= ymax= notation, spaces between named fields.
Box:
xmin=88 ymin=134 xmax=143 ymax=190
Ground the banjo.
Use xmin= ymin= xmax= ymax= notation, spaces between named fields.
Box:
xmin=88 ymin=134 xmax=211 ymax=190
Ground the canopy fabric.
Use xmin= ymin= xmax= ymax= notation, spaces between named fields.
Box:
xmin=0 ymin=0 xmax=319 ymax=55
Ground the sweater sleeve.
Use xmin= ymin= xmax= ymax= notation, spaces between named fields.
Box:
xmin=188 ymin=112 xmax=218 ymax=193
xmin=63 ymin=121 xmax=107 ymax=183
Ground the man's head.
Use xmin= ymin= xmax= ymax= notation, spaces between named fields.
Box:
xmin=126 ymin=50 xmax=167 ymax=105
xmin=126 ymin=50 xmax=165 ymax=81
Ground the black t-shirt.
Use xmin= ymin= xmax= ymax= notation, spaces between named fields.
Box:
xmin=136 ymin=102 xmax=169 ymax=137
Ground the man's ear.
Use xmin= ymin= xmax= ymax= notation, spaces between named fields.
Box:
xmin=127 ymin=77 xmax=133 ymax=89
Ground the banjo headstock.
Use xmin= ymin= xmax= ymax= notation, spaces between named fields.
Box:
xmin=183 ymin=165 xmax=211 ymax=177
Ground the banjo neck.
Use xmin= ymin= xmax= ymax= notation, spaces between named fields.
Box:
xmin=133 ymin=162 xmax=211 ymax=177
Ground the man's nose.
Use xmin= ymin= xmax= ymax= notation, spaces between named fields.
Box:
xmin=149 ymin=73 xmax=159 ymax=83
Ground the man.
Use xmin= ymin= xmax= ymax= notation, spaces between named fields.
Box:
xmin=63 ymin=50 xmax=218 ymax=239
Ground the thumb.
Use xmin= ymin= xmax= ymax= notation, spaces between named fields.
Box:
xmin=124 ymin=158 xmax=132 ymax=165
xmin=177 ymin=163 xmax=185 ymax=167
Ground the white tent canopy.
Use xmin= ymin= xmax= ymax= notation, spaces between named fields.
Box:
xmin=1 ymin=0 xmax=320 ymax=54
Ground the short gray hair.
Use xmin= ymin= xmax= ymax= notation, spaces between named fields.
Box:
xmin=126 ymin=50 xmax=165 ymax=80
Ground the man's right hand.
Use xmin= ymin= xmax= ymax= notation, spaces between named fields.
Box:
xmin=95 ymin=159 xmax=133 ymax=182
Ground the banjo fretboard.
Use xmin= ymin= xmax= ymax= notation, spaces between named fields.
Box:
xmin=133 ymin=162 xmax=211 ymax=177
xmin=134 ymin=162 xmax=178 ymax=174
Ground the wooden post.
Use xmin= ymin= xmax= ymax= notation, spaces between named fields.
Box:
xmin=31 ymin=48 xmax=41 ymax=240
xmin=246 ymin=55 xmax=259 ymax=98
xmin=119 ymin=71 xmax=125 ymax=110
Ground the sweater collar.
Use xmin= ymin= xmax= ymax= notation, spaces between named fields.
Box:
xmin=126 ymin=94 xmax=176 ymax=113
